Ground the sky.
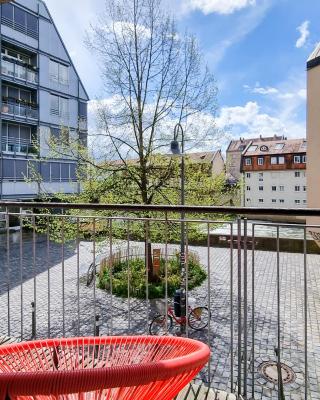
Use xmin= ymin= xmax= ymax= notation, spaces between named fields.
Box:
xmin=44 ymin=0 xmax=320 ymax=149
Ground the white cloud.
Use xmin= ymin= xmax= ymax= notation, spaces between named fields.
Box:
xmin=244 ymin=83 xmax=306 ymax=101
xmin=252 ymin=86 xmax=279 ymax=95
xmin=296 ymin=20 xmax=310 ymax=48
xmin=216 ymin=102 xmax=287 ymax=136
xmin=183 ymin=0 xmax=256 ymax=15
xmin=112 ymin=21 xmax=151 ymax=39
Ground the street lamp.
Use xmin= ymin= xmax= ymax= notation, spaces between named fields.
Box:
xmin=170 ymin=123 xmax=186 ymax=334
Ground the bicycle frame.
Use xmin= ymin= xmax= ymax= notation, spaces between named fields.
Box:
xmin=167 ymin=306 xmax=193 ymax=326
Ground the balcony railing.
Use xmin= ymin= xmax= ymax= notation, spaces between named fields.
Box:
xmin=2 ymin=99 xmax=38 ymax=120
xmin=1 ymin=56 xmax=38 ymax=84
xmin=0 ymin=202 xmax=319 ymax=399
xmin=1 ymin=137 xmax=37 ymax=154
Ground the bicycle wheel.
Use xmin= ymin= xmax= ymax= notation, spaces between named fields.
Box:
xmin=188 ymin=307 xmax=209 ymax=331
xmin=86 ymin=262 xmax=96 ymax=286
xmin=149 ymin=314 xmax=173 ymax=335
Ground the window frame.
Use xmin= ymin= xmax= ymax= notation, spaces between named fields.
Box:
xmin=294 ymin=155 xmax=301 ymax=164
xmin=271 ymin=156 xmax=278 ymax=165
xmin=49 ymin=59 xmax=69 ymax=85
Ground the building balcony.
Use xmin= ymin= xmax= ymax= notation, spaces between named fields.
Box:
xmin=0 ymin=202 xmax=319 ymax=399
xmin=1 ymin=56 xmax=38 ymax=85
xmin=1 ymin=136 xmax=37 ymax=154
xmin=1 ymin=99 xmax=38 ymax=120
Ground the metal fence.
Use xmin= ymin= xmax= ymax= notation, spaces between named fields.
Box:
xmin=0 ymin=202 xmax=320 ymax=400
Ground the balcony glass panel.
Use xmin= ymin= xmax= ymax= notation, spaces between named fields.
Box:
xmin=1 ymin=56 xmax=38 ymax=84
xmin=2 ymin=100 xmax=38 ymax=120
xmin=1 ymin=137 xmax=36 ymax=154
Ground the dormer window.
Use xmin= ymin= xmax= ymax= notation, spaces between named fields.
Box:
xmin=248 ymin=145 xmax=258 ymax=152
xmin=274 ymin=143 xmax=284 ymax=150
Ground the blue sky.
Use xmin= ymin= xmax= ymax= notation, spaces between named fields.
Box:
xmin=44 ymin=0 xmax=320 ymax=145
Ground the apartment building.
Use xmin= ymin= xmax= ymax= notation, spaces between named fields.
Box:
xmin=226 ymin=135 xmax=285 ymax=183
xmin=0 ymin=0 xmax=89 ymax=199
xmin=241 ymin=138 xmax=307 ymax=208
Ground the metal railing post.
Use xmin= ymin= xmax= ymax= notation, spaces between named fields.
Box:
xmin=237 ymin=218 xmax=242 ymax=396
xmin=31 ymin=301 xmax=36 ymax=339
xmin=95 ymin=314 xmax=101 ymax=337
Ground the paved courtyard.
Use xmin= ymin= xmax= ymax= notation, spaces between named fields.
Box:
xmin=0 ymin=232 xmax=319 ymax=399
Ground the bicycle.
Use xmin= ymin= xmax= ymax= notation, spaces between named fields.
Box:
xmin=149 ymin=304 xmax=209 ymax=335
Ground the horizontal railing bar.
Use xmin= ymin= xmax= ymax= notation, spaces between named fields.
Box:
xmin=0 ymin=211 xmax=233 ymax=225
xmin=0 ymin=201 xmax=320 ymax=217
xmin=252 ymin=222 xmax=320 ymax=229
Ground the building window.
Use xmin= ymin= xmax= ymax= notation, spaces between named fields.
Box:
xmin=50 ymin=127 xmax=70 ymax=145
xmin=246 ymin=198 xmax=251 ymax=202
xmin=274 ymin=143 xmax=284 ymax=150
xmin=245 ymin=158 xmax=252 ymax=166
xmin=272 ymin=199 xmax=276 ymax=203
xmin=258 ymin=157 xmax=264 ymax=165
xmin=246 ymin=173 xmax=251 ymax=178
xmin=278 ymin=156 xmax=285 ymax=164
xmin=302 ymin=155 xmax=307 ymax=163
xmin=279 ymin=186 xmax=284 ymax=191
xmin=271 ymin=157 xmax=277 ymax=165
xmin=295 ymin=186 xmax=300 ymax=191
xmin=49 ymin=60 xmax=69 ymax=85
xmin=259 ymin=199 xmax=264 ymax=203
xmin=295 ymin=171 xmax=300 ymax=177
xmin=1 ymin=3 xmax=38 ymax=40
xmin=303 ymin=199 xmax=307 ymax=204
xmin=295 ymin=200 xmax=300 ymax=204
xmin=303 ymin=186 xmax=306 ymax=192
xmin=272 ymin=186 xmax=277 ymax=191
xmin=259 ymin=186 xmax=263 ymax=191
xmin=279 ymin=199 xmax=285 ymax=204
xmin=246 ymin=186 xmax=251 ymax=191
xmin=259 ymin=172 xmax=263 ymax=181
xmin=294 ymin=155 xmax=301 ymax=163
xmin=50 ymin=95 xmax=69 ymax=118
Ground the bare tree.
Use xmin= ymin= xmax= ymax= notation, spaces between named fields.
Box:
xmin=86 ymin=0 xmax=219 ymax=205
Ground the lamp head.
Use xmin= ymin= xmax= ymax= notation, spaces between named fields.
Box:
xmin=170 ymin=140 xmax=181 ymax=155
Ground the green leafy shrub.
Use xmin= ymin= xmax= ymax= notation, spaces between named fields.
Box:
xmin=98 ymin=252 xmax=206 ymax=299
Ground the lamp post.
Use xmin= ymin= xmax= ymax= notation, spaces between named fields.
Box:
xmin=170 ymin=123 xmax=186 ymax=334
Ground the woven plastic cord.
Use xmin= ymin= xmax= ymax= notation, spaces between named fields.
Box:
xmin=0 ymin=336 xmax=210 ymax=400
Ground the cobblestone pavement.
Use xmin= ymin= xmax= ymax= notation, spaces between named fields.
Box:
xmin=0 ymin=233 xmax=319 ymax=399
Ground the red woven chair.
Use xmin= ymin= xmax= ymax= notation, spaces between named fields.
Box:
xmin=0 ymin=336 xmax=210 ymax=400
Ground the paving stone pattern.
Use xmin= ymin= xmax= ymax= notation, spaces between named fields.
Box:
xmin=0 ymin=233 xmax=319 ymax=399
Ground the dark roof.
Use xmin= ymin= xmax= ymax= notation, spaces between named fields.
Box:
xmin=227 ymin=135 xmax=285 ymax=152
xmin=307 ymin=43 xmax=320 ymax=70
xmin=242 ymin=138 xmax=307 ymax=157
